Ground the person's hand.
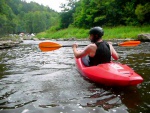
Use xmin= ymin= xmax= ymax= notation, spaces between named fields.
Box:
xmin=108 ymin=41 xmax=112 ymax=45
xmin=72 ymin=43 xmax=78 ymax=48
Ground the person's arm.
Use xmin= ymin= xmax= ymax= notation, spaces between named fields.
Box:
xmin=109 ymin=44 xmax=119 ymax=60
xmin=72 ymin=43 xmax=91 ymax=58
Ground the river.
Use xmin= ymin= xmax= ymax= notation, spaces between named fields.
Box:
xmin=0 ymin=40 xmax=149 ymax=113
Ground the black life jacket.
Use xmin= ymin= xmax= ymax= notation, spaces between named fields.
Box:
xmin=89 ymin=41 xmax=111 ymax=66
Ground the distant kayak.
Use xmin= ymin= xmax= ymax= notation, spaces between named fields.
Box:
xmin=75 ymin=58 xmax=143 ymax=86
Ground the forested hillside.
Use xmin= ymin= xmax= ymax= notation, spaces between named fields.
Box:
xmin=0 ymin=0 xmax=59 ymax=36
xmin=60 ymin=0 xmax=150 ymax=29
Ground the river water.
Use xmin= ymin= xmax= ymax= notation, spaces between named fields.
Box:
xmin=0 ymin=40 xmax=149 ymax=113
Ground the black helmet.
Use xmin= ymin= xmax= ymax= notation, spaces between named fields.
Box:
xmin=89 ymin=27 xmax=104 ymax=38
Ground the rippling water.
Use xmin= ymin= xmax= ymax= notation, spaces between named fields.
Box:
xmin=0 ymin=40 xmax=149 ymax=113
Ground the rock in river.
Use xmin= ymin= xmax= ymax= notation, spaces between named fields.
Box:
xmin=0 ymin=40 xmax=20 ymax=49
xmin=138 ymin=33 xmax=150 ymax=42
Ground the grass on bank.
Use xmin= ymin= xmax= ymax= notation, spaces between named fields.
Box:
xmin=36 ymin=26 xmax=150 ymax=40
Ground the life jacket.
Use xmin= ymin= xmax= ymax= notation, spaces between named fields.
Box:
xmin=89 ymin=41 xmax=111 ymax=66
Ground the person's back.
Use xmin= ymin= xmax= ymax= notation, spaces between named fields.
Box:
xmin=89 ymin=41 xmax=111 ymax=66
xmin=72 ymin=26 xmax=119 ymax=66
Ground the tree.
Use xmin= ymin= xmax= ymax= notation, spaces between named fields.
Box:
xmin=72 ymin=0 xmax=150 ymax=28
xmin=0 ymin=0 xmax=59 ymax=35
xmin=59 ymin=0 xmax=79 ymax=29
xmin=135 ymin=3 xmax=150 ymax=24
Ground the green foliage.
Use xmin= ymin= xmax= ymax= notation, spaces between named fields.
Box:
xmin=71 ymin=0 xmax=150 ymax=28
xmin=23 ymin=11 xmax=54 ymax=33
xmin=135 ymin=3 xmax=150 ymax=24
xmin=37 ymin=27 xmax=89 ymax=39
xmin=36 ymin=26 xmax=150 ymax=39
xmin=135 ymin=4 xmax=145 ymax=21
xmin=59 ymin=0 xmax=78 ymax=29
xmin=0 ymin=0 xmax=59 ymax=37
xmin=0 ymin=0 xmax=17 ymax=35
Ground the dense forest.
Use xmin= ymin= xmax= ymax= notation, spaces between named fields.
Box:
xmin=60 ymin=0 xmax=150 ymax=29
xmin=0 ymin=0 xmax=59 ymax=36
xmin=0 ymin=0 xmax=149 ymax=37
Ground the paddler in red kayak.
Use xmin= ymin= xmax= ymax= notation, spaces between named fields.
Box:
xmin=72 ymin=26 xmax=119 ymax=66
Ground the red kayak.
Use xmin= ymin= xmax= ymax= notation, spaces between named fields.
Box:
xmin=75 ymin=58 xmax=143 ymax=86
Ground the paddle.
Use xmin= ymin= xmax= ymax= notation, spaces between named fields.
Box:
xmin=39 ymin=40 xmax=141 ymax=52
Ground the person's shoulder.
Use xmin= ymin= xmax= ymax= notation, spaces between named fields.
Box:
xmin=86 ymin=43 xmax=97 ymax=51
xmin=88 ymin=43 xmax=96 ymax=47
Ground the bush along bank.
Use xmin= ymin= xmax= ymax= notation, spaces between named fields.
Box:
xmin=1 ymin=26 xmax=150 ymax=49
xmin=36 ymin=26 xmax=150 ymax=41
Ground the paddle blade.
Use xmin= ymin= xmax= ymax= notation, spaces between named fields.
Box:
xmin=118 ymin=41 xmax=141 ymax=47
xmin=39 ymin=42 xmax=62 ymax=52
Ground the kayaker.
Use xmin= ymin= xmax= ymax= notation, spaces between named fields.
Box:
xmin=72 ymin=26 xmax=119 ymax=66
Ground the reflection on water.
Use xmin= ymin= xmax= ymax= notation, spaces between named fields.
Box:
xmin=0 ymin=40 xmax=149 ymax=113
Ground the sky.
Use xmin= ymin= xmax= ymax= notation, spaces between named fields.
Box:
xmin=24 ymin=0 xmax=68 ymax=12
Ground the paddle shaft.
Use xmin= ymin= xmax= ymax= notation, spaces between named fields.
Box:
xmin=62 ymin=43 xmax=119 ymax=47
xmin=62 ymin=44 xmax=86 ymax=47
xmin=39 ymin=41 xmax=140 ymax=52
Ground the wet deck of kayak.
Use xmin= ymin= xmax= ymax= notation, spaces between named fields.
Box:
xmin=0 ymin=40 xmax=149 ymax=113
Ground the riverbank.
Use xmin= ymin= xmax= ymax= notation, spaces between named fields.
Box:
xmin=0 ymin=34 xmax=149 ymax=50
xmin=0 ymin=26 xmax=150 ymax=49
xmin=36 ymin=26 xmax=150 ymax=40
